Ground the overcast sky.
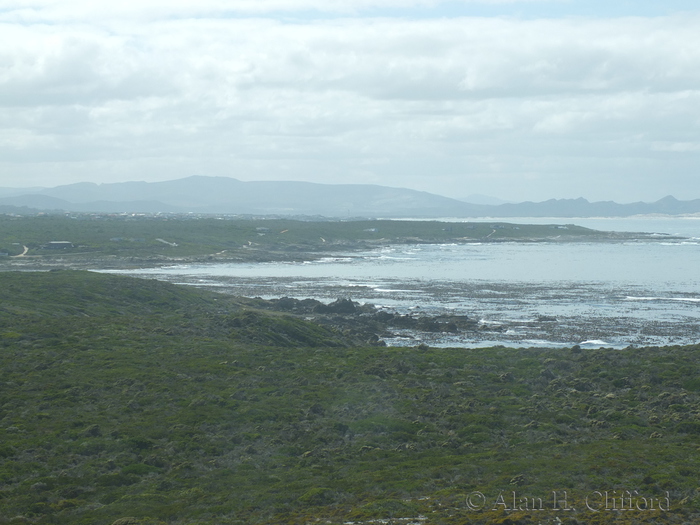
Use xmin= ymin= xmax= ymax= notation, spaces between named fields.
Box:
xmin=1 ymin=0 xmax=699 ymax=202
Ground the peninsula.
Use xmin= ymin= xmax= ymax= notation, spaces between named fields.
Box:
xmin=0 ymin=214 xmax=678 ymax=270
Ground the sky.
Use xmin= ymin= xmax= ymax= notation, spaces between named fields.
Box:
xmin=1 ymin=0 xmax=700 ymax=203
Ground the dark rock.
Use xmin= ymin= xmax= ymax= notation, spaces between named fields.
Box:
xmin=313 ymin=298 xmax=357 ymax=314
xmin=374 ymin=311 xmax=395 ymax=322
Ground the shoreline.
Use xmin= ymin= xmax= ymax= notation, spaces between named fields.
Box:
xmin=93 ymin=270 xmax=700 ymax=351
xmin=0 ymin=232 xmax=687 ymax=271
xmin=1 ymin=216 xmax=696 ymax=349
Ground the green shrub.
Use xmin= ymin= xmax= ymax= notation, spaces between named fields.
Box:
xmin=96 ymin=473 xmax=139 ymax=487
xmin=121 ymin=463 xmax=161 ymax=476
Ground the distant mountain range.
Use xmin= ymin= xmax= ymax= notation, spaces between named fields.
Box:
xmin=1 ymin=176 xmax=699 ymax=218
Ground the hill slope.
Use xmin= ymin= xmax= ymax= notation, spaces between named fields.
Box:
xmin=1 ymin=271 xmax=699 ymax=524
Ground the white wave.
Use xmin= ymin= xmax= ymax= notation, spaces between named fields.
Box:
xmin=522 ymin=339 xmax=560 ymax=346
xmin=308 ymin=257 xmax=355 ymax=263
xmin=175 ymin=281 xmax=225 ymax=287
xmin=626 ymin=296 xmax=700 ymax=303
xmin=580 ymin=339 xmax=611 ymax=346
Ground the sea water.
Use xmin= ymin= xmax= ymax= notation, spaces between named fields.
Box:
xmin=105 ymin=217 xmax=700 ymax=349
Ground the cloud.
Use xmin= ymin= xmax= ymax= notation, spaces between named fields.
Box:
xmin=1 ymin=9 xmax=699 ymax=200
xmin=8 ymin=15 xmax=700 ymax=102
xmin=0 ymin=0 xmax=557 ymax=21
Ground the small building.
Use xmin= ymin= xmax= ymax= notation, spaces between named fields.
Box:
xmin=44 ymin=241 xmax=74 ymax=250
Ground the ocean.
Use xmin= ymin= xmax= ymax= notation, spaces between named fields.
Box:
xmin=106 ymin=217 xmax=700 ymax=349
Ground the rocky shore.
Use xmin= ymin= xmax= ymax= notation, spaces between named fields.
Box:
xmin=234 ymin=289 xmax=700 ymax=349
xmin=242 ymin=296 xmax=550 ymax=347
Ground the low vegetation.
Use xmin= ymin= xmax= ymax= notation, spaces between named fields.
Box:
xmin=0 ymin=215 xmax=656 ymax=268
xmin=1 ymin=270 xmax=699 ymax=524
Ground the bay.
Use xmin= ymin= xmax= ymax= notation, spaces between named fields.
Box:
xmin=106 ymin=217 xmax=700 ymax=349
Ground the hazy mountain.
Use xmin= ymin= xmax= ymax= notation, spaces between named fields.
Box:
xmin=2 ymin=176 xmax=486 ymax=217
xmin=0 ymin=194 xmax=72 ymax=211
xmin=495 ymin=196 xmax=700 ymax=217
xmin=1 ymin=176 xmax=699 ymax=217
xmin=0 ymin=186 xmax=44 ymax=198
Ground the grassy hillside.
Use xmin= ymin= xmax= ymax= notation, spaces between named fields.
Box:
xmin=1 ymin=271 xmax=699 ymax=524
